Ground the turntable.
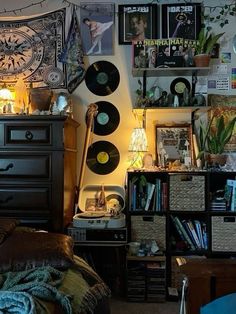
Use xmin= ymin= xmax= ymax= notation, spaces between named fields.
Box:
xmin=73 ymin=185 xmax=126 ymax=229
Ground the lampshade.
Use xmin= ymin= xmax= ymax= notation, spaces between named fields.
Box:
xmin=0 ymin=86 xmax=13 ymax=101
xmin=128 ymin=127 xmax=148 ymax=152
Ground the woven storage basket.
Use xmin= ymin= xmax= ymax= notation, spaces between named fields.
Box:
xmin=169 ymin=174 xmax=205 ymax=211
xmin=212 ymin=216 xmax=236 ymax=252
xmin=131 ymin=216 xmax=166 ymax=250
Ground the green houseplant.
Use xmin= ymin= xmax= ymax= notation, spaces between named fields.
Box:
xmin=198 ymin=115 xmax=236 ymax=166
xmin=194 ymin=28 xmax=225 ymax=67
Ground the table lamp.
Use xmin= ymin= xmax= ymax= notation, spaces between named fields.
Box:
xmin=128 ymin=127 xmax=148 ymax=169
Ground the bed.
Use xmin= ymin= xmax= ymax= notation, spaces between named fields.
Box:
xmin=0 ymin=218 xmax=111 ymax=314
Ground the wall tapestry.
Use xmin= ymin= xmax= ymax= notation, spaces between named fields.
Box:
xmin=0 ymin=9 xmax=67 ymax=89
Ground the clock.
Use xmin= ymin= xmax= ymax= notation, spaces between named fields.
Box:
xmin=0 ymin=26 xmax=44 ymax=81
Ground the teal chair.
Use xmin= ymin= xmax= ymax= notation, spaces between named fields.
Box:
xmin=200 ymin=293 xmax=236 ymax=314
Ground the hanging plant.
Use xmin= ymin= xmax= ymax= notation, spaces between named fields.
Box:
xmin=203 ymin=2 xmax=236 ymax=29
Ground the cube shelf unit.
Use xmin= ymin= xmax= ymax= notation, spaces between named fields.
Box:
xmin=126 ymin=170 xmax=236 ymax=300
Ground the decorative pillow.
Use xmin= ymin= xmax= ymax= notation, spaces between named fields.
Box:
xmin=0 ymin=219 xmax=19 ymax=244
xmin=0 ymin=232 xmax=74 ymax=272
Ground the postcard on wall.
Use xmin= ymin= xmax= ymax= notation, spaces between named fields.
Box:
xmin=80 ymin=2 xmax=114 ymax=55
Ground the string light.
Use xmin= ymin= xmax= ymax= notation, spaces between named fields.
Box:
xmin=0 ymin=0 xmax=235 ymax=27
xmin=0 ymin=0 xmax=47 ymax=15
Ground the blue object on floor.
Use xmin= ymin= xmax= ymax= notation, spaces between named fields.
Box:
xmin=200 ymin=293 xmax=236 ymax=314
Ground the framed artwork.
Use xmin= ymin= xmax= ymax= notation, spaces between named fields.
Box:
xmin=156 ymin=124 xmax=192 ymax=165
xmin=80 ymin=2 xmax=114 ymax=55
xmin=118 ymin=4 xmax=158 ymax=45
xmin=208 ymin=94 xmax=236 ymax=152
xmin=161 ymin=3 xmax=202 ymax=40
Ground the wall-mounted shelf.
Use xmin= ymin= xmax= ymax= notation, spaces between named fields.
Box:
xmin=133 ymin=106 xmax=210 ymax=115
xmin=132 ymin=67 xmax=210 ymax=77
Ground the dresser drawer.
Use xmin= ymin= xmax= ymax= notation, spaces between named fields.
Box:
xmin=0 ymin=154 xmax=50 ymax=178
xmin=5 ymin=124 xmax=51 ymax=145
xmin=0 ymin=186 xmax=50 ymax=210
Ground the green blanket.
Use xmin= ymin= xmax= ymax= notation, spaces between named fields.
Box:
xmin=0 ymin=255 xmax=111 ymax=314
xmin=0 ymin=266 xmax=72 ymax=314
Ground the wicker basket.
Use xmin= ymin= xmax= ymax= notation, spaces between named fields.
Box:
xmin=169 ymin=174 xmax=205 ymax=211
xmin=212 ymin=216 xmax=236 ymax=252
xmin=131 ymin=215 xmax=166 ymax=250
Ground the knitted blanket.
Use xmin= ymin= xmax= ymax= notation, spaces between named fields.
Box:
xmin=0 ymin=266 xmax=72 ymax=314
xmin=0 ymin=256 xmax=111 ymax=314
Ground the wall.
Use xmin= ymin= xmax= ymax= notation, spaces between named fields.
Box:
xmin=0 ymin=0 xmax=235 ymax=190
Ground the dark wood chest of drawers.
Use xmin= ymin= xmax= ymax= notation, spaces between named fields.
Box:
xmin=0 ymin=115 xmax=79 ymax=232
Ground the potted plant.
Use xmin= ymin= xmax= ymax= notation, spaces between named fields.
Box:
xmin=194 ymin=28 xmax=225 ymax=67
xmin=198 ymin=114 xmax=236 ymax=166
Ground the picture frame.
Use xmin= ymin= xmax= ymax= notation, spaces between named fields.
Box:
xmin=118 ymin=4 xmax=158 ymax=45
xmin=161 ymin=3 xmax=202 ymax=40
xmin=208 ymin=94 xmax=236 ymax=152
xmin=80 ymin=2 xmax=114 ymax=55
xmin=156 ymin=124 xmax=192 ymax=166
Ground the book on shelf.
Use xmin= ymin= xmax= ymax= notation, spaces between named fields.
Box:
xmin=144 ymin=182 xmax=155 ymax=211
xmin=161 ymin=182 xmax=168 ymax=211
xmin=185 ymin=220 xmax=202 ymax=249
xmin=225 ymin=179 xmax=236 ymax=211
xmin=171 ymin=216 xmax=196 ymax=251
xmin=194 ymin=220 xmax=204 ymax=249
xmin=155 ymin=178 xmax=162 ymax=212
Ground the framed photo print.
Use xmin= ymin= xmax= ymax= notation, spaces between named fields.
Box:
xmin=118 ymin=4 xmax=158 ymax=45
xmin=156 ymin=124 xmax=192 ymax=165
xmin=80 ymin=2 xmax=114 ymax=55
xmin=161 ymin=3 xmax=202 ymax=39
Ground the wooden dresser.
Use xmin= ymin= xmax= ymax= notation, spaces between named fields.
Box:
xmin=0 ymin=115 xmax=79 ymax=232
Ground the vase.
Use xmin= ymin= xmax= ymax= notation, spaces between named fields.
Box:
xmin=194 ymin=54 xmax=211 ymax=67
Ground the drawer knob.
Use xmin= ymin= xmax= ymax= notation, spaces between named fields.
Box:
xmin=0 ymin=163 xmax=13 ymax=172
xmin=25 ymin=130 xmax=33 ymax=141
xmin=0 ymin=196 xmax=13 ymax=204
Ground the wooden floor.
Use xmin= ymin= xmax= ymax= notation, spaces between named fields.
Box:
xmin=109 ymin=297 xmax=180 ymax=314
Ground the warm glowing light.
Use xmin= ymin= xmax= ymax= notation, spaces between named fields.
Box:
xmin=128 ymin=127 xmax=148 ymax=152
xmin=0 ymin=87 xmax=14 ymax=101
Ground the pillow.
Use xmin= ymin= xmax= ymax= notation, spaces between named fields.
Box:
xmin=0 ymin=219 xmax=19 ymax=244
xmin=0 ymin=232 xmax=74 ymax=272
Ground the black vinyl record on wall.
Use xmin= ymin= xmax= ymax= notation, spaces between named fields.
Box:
xmin=86 ymin=101 xmax=120 ymax=136
xmin=86 ymin=140 xmax=120 ymax=175
xmin=85 ymin=61 xmax=120 ymax=96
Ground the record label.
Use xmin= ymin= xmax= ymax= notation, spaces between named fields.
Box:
xmin=87 ymin=141 xmax=120 ymax=175
xmin=85 ymin=61 xmax=120 ymax=96
xmin=86 ymin=101 xmax=120 ymax=136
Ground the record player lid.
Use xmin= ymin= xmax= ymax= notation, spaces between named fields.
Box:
xmin=78 ymin=184 xmax=125 ymax=214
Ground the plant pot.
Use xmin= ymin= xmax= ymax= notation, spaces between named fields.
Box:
xmin=207 ymin=154 xmax=227 ymax=166
xmin=194 ymin=54 xmax=210 ymax=67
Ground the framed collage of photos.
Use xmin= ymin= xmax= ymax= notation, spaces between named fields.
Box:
xmin=156 ymin=124 xmax=192 ymax=164
xmin=118 ymin=4 xmax=158 ymax=45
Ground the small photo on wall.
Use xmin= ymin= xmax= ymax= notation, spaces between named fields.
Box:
xmin=118 ymin=4 xmax=158 ymax=45
xmin=80 ymin=2 xmax=114 ymax=55
xmin=161 ymin=3 xmax=202 ymax=39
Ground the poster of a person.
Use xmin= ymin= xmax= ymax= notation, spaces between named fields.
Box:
xmin=80 ymin=3 xmax=114 ymax=55
xmin=118 ymin=4 xmax=157 ymax=44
